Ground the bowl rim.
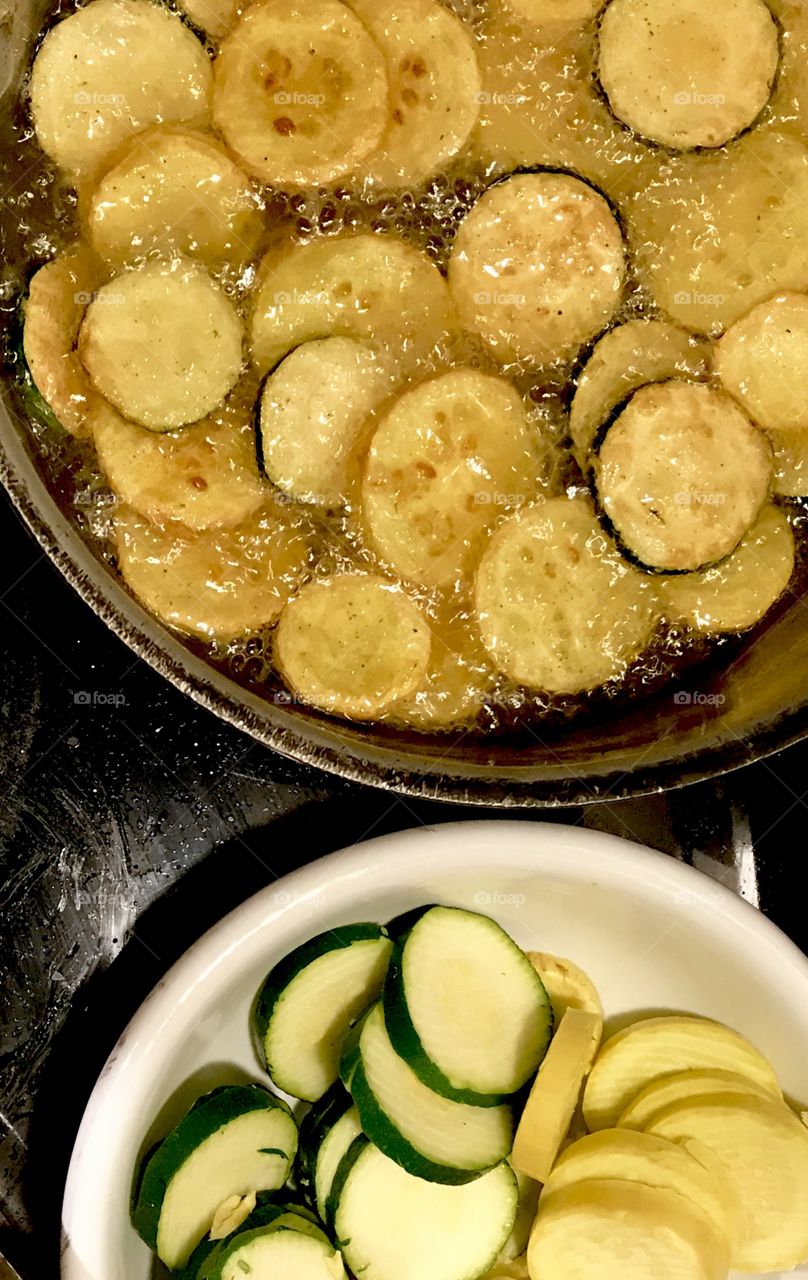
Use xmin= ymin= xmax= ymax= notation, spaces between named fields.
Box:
xmin=60 ymin=819 xmax=808 ymax=1280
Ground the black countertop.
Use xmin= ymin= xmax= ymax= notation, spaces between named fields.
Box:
xmin=0 ymin=485 xmax=807 ymax=1280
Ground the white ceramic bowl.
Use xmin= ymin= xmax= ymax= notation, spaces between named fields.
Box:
xmin=61 ymin=821 xmax=808 ymax=1280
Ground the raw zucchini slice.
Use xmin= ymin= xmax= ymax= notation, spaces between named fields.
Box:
xmin=474 ymin=496 xmax=658 ymax=694
xmin=646 ymin=1093 xmax=808 ymax=1272
xmin=86 ymin=127 xmax=263 ymax=270
xmin=29 ymin=0 xmax=212 ymax=179
xmin=346 ymin=0 xmax=481 ymax=188
xmin=772 ymin=429 xmax=808 ymax=496
xmin=362 ymin=369 xmax=536 ymax=589
xmin=250 ymin=234 xmax=455 ymax=376
xmin=715 ymin=291 xmax=808 ymax=434
xmin=627 ymin=131 xmax=808 ymax=334
xmin=617 ymin=1066 xmax=777 ymax=1131
xmin=582 ymin=1015 xmax=781 ymax=1132
xmin=131 ymin=1083 xmax=297 ymax=1269
xmin=526 ymin=952 xmax=603 ymax=1030
xmin=510 ymin=1008 xmax=601 ymax=1185
xmin=179 ymin=0 xmax=239 ymax=38
xmin=332 ymin=1139 xmax=518 ymax=1280
xmin=527 ymin=1178 xmax=730 ymax=1280
xmin=660 ymin=505 xmax=794 ymax=634
xmin=383 ymin=905 xmax=552 ymax=1104
xmin=22 ymin=245 xmax=104 ymax=437
xmin=569 ymin=319 xmax=711 ymax=464
xmin=391 ymin=607 xmax=496 ymax=731
xmin=297 ymin=1086 xmax=363 ymax=1221
xmin=259 ymin=337 xmax=389 ymax=506
xmin=212 ymin=0 xmax=388 ymax=187
xmin=92 ymin=400 xmax=265 ymax=530
xmin=594 ymin=381 xmax=772 ymax=573
xmin=543 ymin=1129 xmax=741 ymax=1253
xmin=496 ymin=1167 xmax=539 ymax=1264
xmin=597 ymin=0 xmax=779 ymax=150
xmin=448 ymin=171 xmax=626 ymax=365
xmin=256 ymin=923 xmax=392 ymax=1102
xmin=114 ymin=505 xmax=309 ymax=640
xmin=342 ymin=1002 xmax=514 ymax=1183
xmin=275 ymin=575 xmax=431 ymax=719
xmin=79 ymin=259 xmax=244 ymax=431
xmin=200 ymin=1223 xmax=346 ymax=1280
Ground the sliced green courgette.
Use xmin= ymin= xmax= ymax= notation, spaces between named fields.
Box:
xmin=593 ymin=380 xmax=772 ymax=573
xmin=384 ymin=906 xmax=552 ymax=1105
xmin=199 ymin=1222 xmax=344 ymax=1280
xmin=341 ymin=1001 xmax=513 ymax=1184
xmin=255 ymin=923 xmax=393 ymax=1102
xmin=332 ymin=1137 xmax=518 ymax=1280
xmin=176 ymin=1195 xmax=321 ymax=1279
xmin=297 ymin=1084 xmax=363 ymax=1221
xmin=597 ymin=0 xmax=779 ymax=150
xmin=132 ymin=1083 xmax=297 ymax=1269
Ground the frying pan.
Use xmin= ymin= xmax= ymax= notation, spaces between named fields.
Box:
xmin=2 ymin=2 xmax=807 ymax=807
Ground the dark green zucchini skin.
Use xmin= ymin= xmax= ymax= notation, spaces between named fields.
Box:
xmin=197 ymin=1196 xmax=330 ymax=1280
xmin=295 ymin=1082 xmax=354 ymax=1205
xmin=131 ymin=1084 xmax=294 ymax=1250
xmin=325 ymin=1132 xmax=371 ymax=1234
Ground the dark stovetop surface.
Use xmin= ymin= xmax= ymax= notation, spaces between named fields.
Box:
xmin=0 ymin=486 xmax=807 ymax=1280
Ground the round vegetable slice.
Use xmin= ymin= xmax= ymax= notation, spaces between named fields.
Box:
xmin=92 ymin=399 xmax=265 ymax=530
xmin=341 ymin=1002 xmax=514 ymax=1183
xmin=526 ymin=952 xmax=603 ymax=1030
xmin=79 ymin=260 xmax=244 ymax=431
xmin=544 ymin=1129 xmax=741 ymax=1253
xmin=384 ymin=905 xmax=553 ymax=1104
xmin=201 ymin=1223 xmax=346 ymax=1280
xmin=250 ymin=234 xmax=455 ymax=376
xmin=569 ymin=319 xmax=711 ymax=464
xmin=132 ymin=1084 xmax=297 ymax=1269
xmin=597 ymin=0 xmax=779 ymax=150
xmin=628 ymin=131 xmax=808 ymax=335
xmin=474 ymin=496 xmax=658 ymax=694
xmin=511 ymin=1009 xmax=601 ymax=1185
xmin=332 ymin=1139 xmax=518 ymax=1280
xmin=362 ymin=369 xmax=536 ymax=589
xmin=114 ymin=505 xmax=309 ymax=640
xmin=582 ymin=1015 xmax=781 ymax=1131
xmin=259 ymin=337 xmax=390 ymax=506
xmin=594 ymin=381 xmax=772 ymax=573
xmin=212 ymin=0 xmax=388 ymax=187
xmin=29 ymin=0 xmax=212 ymax=178
xmin=715 ymin=291 xmax=808 ymax=434
xmin=617 ymin=1066 xmax=777 ymax=1131
xmin=496 ymin=1168 xmax=539 ymax=1264
xmin=346 ymin=0 xmax=481 ymax=187
xmin=528 ymin=1178 xmax=730 ymax=1280
xmin=22 ymin=245 xmax=104 ymax=437
xmin=255 ymin=923 xmax=392 ymax=1102
xmin=448 ymin=171 xmax=626 ymax=365
xmin=86 ymin=127 xmax=263 ymax=270
xmin=646 ymin=1093 xmax=808 ymax=1272
xmin=276 ymin=575 xmax=431 ymax=719
xmin=297 ymin=1086 xmax=363 ymax=1222
xmin=660 ymin=505 xmax=795 ymax=634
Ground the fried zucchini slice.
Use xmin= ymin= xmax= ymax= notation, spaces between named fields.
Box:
xmin=715 ymin=292 xmax=808 ymax=434
xmin=179 ymin=0 xmax=239 ymax=38
xmin=660 ymin=505 xmax=794 ymax=634
xmin=258 ymin=337 xmax=389 ymax=507
xmin=212 ymin=0 xmax=388 ymax=187
xmin=362 ymin=369 xmax=536 ymax=589
xmin=582 ymin=1015 xmax=781 ymax=1132
xmin=22 ymin=245 xmax=104 ymax=437
xmin=275 ymin=575 xmax=431 ymax=719
xmin=92 ymin=400 xmax=265 ymax=530
xmin=86 ymin=128 xmax=263 ymax=270
xmin=347 ymin=0 xmax=481 ymax=188
xmin=79 ymin=259 xmax=244 ymax=431
xmin=594 ymin=381 xmax=772 ymax=573
xmin=251 ymin=234 xmax=455 ymax=376
xmin=627 ymin=132 xmax=808 ymax=335
xmin=569 ymin=320 xmax=711 ymax=464
xmin=474 ymin=495 xmax=657 ymax=694
xmin=618 ymin=1067 xmax=778 ymax=1131
xmin=29 ymin=0 xmax=211 ymax=179
xmin=597 ymin=0 xmax=779 ymax=150
xmin=391 ymin=607 xmax=496 ymax=730
xmin=646 ymin=1094 xmax=808 ymax=1273
xmin=115 ymin=505 xmax=308 ymax=640
xmin=449 ymin=172 xmax=626 ymax=365
xmin=528 ymin=1179 xmax=730 ymax=1280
